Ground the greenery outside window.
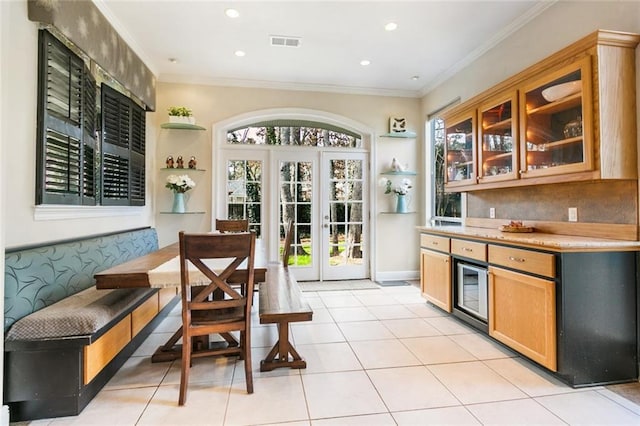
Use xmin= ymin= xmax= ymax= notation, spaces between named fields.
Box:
xmin=432 ymin=117 xmax=461 ymax=223
xmin=227 ymin=120 xmax=361 ymax=147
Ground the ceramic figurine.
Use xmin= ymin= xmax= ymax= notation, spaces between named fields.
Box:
xmin=176 ymin=155 xmax=184 ymax=168
xmin=166 ymin=155 xmax=174 ymax=168
xmin=188 ymin=156 xmax=197 ymax=169
xmin=391 ymin=157 xmax=404 ymax=172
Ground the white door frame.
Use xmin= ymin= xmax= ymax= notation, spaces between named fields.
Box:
xmin=212 ymin=107 xmax=375 ymax=279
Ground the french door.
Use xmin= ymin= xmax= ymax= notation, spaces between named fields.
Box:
xmin=320 ymin=151 xmax=368 ymax=280
xmin=220 ymin=148 xmax=368 ymax=281
xmin=273 ymin=150 xmax=368 ymax=281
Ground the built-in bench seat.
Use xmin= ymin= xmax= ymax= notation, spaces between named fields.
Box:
xmin=3 ymin=227 xmax=179 ymax=421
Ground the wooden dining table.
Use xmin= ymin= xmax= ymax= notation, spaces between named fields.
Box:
xmin=94 ymin=238 xmax=269 ymax=362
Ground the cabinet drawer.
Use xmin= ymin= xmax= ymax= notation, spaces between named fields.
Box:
xmin=451 ymin=239 xmax=487 ymax=262
xmin=489 ymin=245 xmax=555 ymax=278
xmin=420 ymin=234 xmax=450 ymax=253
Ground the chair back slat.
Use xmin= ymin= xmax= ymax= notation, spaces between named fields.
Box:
xmin=282 ymin=219 xmax=294 ymax=268
xmin=215 ymin=219 xmax=249 ymax=233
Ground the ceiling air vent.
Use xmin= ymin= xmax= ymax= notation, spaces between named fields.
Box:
xmin=270 ymin=35 xmax=301 ymax=48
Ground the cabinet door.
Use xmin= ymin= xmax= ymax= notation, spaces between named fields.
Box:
xmin=478 ymin=91 xmax=518 ymax=184
xmin=488 ymin=266 xmax=556 ymax=371
xmin=519 ymin=56 xmax=593 ymax=178
xmin=444 ymin=110 xmax=476 ymax=188
xmin=420 ymin=249 xmax=451 ymax=312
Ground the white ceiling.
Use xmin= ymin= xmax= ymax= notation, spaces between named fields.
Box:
xmin=96 ymin=0 xmax=552 ymax=97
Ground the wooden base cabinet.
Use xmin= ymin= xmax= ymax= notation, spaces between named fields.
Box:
xmin=488 ymin=266 xmax=557 ymax=371
xmin=420 ymin=249 xmax=451 ymax=312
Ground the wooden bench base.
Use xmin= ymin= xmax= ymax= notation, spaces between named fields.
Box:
xmin=260 ymin=322 xmax=307 ymax=371
xmin=259 ymin=264 xmax=313 ymax=371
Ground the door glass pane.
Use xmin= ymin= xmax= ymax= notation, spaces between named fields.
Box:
xmin=225 ymin=159 xmax=262 ymax=237
xmin=328 ymin=158 xmax=364 ymax=267
xmin=279 ymin=160 xmax=312 ymax=267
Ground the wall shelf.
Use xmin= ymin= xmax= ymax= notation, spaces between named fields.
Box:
xmin=380 ymin=131 xmax=416 ymax=138
xmin=380 ymin=171 xmax=416 ymax=176
xmin=159 ymin=211 xmax=206 ymax=215
xmin=160 ymin=123 xmax=206 ymax=130
xmin=380 ymin=211 xmax=416 ymax=215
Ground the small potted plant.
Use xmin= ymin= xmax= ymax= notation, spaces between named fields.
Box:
xmin=167 ymin=106 xmax=195 ymax=125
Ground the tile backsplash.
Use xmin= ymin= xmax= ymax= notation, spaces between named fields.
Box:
xmin=467 ymin=180 xmax=637 ymax=224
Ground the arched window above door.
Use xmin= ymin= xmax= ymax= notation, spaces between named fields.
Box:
xmin=227 ymin=119 xmax=362 ymax=148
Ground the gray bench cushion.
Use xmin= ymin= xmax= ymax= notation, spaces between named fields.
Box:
xmin=5 ymin=287 xmax=152 ymax=341
xmin=4 ymin=228 xmax=158 ymax=332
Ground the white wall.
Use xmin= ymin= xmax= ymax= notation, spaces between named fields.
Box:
xmin=2 ymin=1 xmax=155 ymax=250
xmin=154 ymin=83 xmax=422 ymax=276
xmin=422 ymin=1 xmax=640 ymax=114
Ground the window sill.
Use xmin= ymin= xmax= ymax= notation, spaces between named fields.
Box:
xmin=34 ymin=205 xmax=145 ymax=221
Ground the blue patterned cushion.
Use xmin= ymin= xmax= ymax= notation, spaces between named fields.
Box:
xmin=4 ymin=228 xmax=158 ymax=333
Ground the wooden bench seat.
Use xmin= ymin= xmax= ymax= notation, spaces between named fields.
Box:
xmin=258 ymin=263 xmax=313 ymax=371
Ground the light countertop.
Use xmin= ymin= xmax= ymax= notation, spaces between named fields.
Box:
xmin=417 ymin=225 xmax=640 ymax=251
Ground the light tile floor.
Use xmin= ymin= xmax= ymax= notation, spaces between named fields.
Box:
xmin=20 ymin=283 xmax=640 ymax=425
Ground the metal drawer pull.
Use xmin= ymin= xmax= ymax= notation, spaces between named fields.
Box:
xmin=432 ymin=241 xmax=439 ymax=245
xmin=463 ymin=247 xmax=473 ymax=252
xmin=509 ymin=256 xmax=525 ymax=262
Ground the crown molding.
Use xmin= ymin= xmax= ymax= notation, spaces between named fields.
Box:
xmin=158 ymin=73 xmax=422 ymax=99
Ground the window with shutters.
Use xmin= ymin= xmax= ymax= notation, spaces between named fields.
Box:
xmin=35 ymin=30 xmax=145 ymax=208
xmin=100 ymin=84 xmax=146 ymax=206
xmin=36 ymin=30 xmax=96 ymax=205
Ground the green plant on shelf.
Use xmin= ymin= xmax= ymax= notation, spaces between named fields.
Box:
xmin=167 ymin=106 xmax=192 ymax=117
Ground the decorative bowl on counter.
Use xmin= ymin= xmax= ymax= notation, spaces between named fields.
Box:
xmin=541 ymin=80 xmax=582 ymax=102
xmin=499 ymin=221 xmax=534 ymax=233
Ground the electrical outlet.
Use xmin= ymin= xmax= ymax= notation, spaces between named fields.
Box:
xmin=568 ymin=207 xmax=578 ymax=222
xmin=489 ymin=207 xmax=496 ymax=219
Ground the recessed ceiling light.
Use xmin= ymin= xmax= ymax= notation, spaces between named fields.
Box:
xmin=384 ymin=22 xmax=398 ymax=31
xmin=234 ymin=50 xmax=246 ymax=57
xmin=360 ymin=59 xmax=371 ymax=66
xmin=411 ymin=75 xmax=420 ymax=80
xmin=225 ymin=8 xmax=240 ymax=18
xmin=168 ymin=58 xmax=178 ymax=64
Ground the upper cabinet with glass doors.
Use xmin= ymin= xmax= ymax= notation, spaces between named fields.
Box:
xmin=443 ymin=110 xmax=476 ymax=188
xmin=442 ymin=30 xmax=639 ymax=192
xmin=519 ymin=58 xmax=592 ymax=178
xmin=478 ymin=92 xmax=518 ymax=184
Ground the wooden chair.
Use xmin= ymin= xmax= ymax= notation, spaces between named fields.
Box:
xmin=282 ymin=219 xmax=294 ymax=268
xmin=178 ymin=231 xmax=256 ymax=405
xmin=215 ymin=219 xmax=249 ymax=233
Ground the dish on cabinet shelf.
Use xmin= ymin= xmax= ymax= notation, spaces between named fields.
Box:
xmin=541 ymin=80 xmax=582 ymax=102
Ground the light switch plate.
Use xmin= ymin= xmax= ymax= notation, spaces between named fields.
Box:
xmin=489 ymin=207 xmax=496 ymax=219
xmin=568 ymin=207 xmax=578 ymax=222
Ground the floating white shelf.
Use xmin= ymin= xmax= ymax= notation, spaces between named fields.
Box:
xmin=380 ymin=131 xmax=416 ymax=138
xmin=160 ymin=123 xmax=206 ymax=130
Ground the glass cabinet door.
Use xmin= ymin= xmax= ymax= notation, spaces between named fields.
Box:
xmin=444 ymin=111 xmax=476 ymax=187
xmin=519 ymin=57 xmax=592 ymax=178
xmin=478 ymin=92 xmax=517 ymax=183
